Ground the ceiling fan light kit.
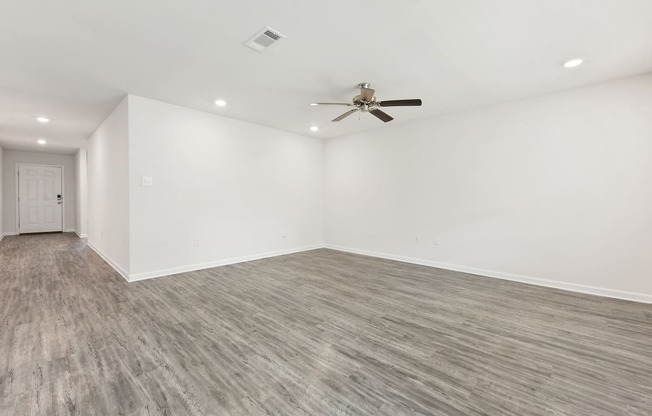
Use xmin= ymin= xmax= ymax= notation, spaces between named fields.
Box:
xmin=311 ymin=83 xmax=422 ymax=123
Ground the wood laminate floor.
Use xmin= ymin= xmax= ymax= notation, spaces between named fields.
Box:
xmin=0 ymin=233 xmax=651 ymax=415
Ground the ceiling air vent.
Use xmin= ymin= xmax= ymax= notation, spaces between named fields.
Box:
xmin=243 ymin=27 xmax=286 ymax=52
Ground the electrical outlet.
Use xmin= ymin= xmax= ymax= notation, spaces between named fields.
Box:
xmin=141 ymin=176 xmax=153 ymax=187
xmin=194 ymin=240 xmax=200 ymax=248
xmin=433 ymin=236 xmax=440 ymax=245
xmin=282 ymin=234 xmax=286 ymax=240
xmin=414 ymin=235 xmax=420 ymax=243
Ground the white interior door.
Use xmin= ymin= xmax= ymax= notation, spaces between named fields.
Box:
xmin=18 ymin=165 xmax=63 ymax=233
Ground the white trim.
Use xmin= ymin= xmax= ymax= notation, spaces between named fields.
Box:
xmin=74 ymin=231 xmax=88 ymax=238
xmin=87 ymin=241 xmax=130 ymax=282
xmin=325 ymin=244 xmax=652 ymax=304
xmin=64 ymin=228 xmax=76 ymax=233
xmin=129 ymin=244 xmax=324 ymax=282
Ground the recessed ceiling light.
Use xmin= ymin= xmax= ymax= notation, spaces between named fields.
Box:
xmin=214 ymin=99 xmax=227 ymax=107
xmin=310 ymin=126 xmax=319 ymax=132
xmin=563 ymin=58 xmax=584 ymax=68
xmin=37 ymin=139 xmax=47 ymax=145
xmin=37 ymin=117 xmax=50 ymax=123
xmin=310 ymin=103 xmax=319 ymax=106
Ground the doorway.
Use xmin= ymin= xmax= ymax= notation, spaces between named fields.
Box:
xmin=16 ymin=164 xmax=64 ymax=233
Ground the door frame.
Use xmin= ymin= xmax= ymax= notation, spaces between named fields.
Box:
xmin=15 ymin=163 xmax=66 ymax=234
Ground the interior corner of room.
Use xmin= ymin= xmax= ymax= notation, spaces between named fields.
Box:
xmin=2 ymin=76 xmax=652 ymax=300
xmin=8 ymin=75 xmax=643 ymax=301
xmin=1 ymin=2 xmax=651 ymax=414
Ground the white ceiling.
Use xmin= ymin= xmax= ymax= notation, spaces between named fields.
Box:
xmin=1 ymin=0 xmax=652 ymax=153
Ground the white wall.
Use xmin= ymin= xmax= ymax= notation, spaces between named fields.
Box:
xmin=2 ymin=150 xmax=76 ymax=234
xmin=87 ymin=97 xmax=130 ymax=277
xmin=75 ymin=148 xmax=88 ymax=237
xmin=127 ymin=95 xmax=324 ymax=278
xmin=325 ymin=74 xmax=652 ymax=301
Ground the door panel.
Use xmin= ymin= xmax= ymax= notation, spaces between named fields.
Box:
xmin=27 ymin=207 xmax=39 ymax=224
xmin=28 ymin=178 xmax=39 ymax=200
xmin=44 ymin=206 xmax=55 ymax=224
xmin=18 ymin=165 xmax=63 ymax=233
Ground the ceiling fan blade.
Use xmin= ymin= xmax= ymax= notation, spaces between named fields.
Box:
xmin=311 ymin=102 xmax=353 ymax=106
xmin=360 ymin=87 xmax=375 ymax=101
xmin=332 ymin=108 xmax=359 ymax=122
xmin=377 ymin=99 xmax=422 ymax=107
xmin=369 ymin=108 xmax=394 ymax=123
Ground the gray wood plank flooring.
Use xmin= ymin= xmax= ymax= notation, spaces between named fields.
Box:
xmin=1 ymin=233 xmax=651 ymax=415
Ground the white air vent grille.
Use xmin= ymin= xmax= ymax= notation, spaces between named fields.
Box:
xmin=244 ymin=27 xmax=286 ymax=52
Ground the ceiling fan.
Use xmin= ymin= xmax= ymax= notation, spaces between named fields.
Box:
xmin=311 ymin=83 xmax=422 ymax=123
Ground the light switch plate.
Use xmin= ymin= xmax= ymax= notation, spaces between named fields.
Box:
xmin=141 ymin=176 xmax=153 ymax=187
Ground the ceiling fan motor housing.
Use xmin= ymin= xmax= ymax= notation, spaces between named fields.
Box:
xmin=353 ymin=95 xmax=373 ymax=107
xmin=313 ymin=82 xmax=422 ymax=123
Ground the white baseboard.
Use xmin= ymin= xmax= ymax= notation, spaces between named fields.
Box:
xmin=87 ymin=241 xmax=130 ymax=282
xmin=129 ymin=244 xmax=324 ymax=282
xmin=64 ymin=228 xmax=76 ymax=233
xmin=1 ymin=232 xmax=18 ymax=242
xmin=325 ymin=244 xmax=652 ymax=304
xmin=74 ymin=231 xmax=88 ymax=238
xmin=82 ymin=238 xmax=652 ymax=304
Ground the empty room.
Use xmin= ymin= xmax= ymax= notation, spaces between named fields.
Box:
xmin=1 ymin=1 xmax=651 ymax=415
